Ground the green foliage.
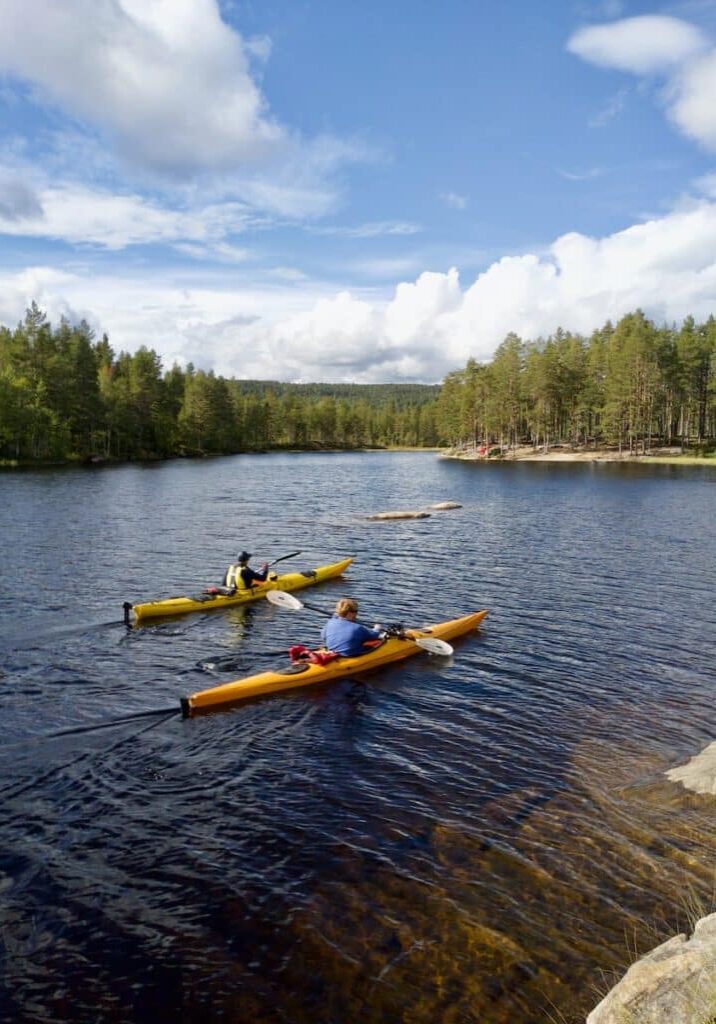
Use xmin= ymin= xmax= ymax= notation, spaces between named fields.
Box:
xmin=4 ymin=304 xmax=714 ymax=465
xmin=442 ymin=311 xmax=716 ymax=452
xmin=0 ymin=306 xmax=442 ymax=463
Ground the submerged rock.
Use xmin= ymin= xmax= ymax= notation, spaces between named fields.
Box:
xmin=366 ymin=510 xmax=431 ymax=520
xmin=588 ymin=913 xmax=716 ymax=1024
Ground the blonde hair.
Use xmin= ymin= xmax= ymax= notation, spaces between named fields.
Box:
xmin=335 ymin=598 xmax=358 ymax=618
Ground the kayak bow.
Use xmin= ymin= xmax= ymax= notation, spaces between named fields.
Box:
xmin=181 ymin=609 xmax=487 ymax=715
xmin=125 ymin=557 xmax=354 ymax=624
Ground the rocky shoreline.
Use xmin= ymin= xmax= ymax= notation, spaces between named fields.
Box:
xmin=442 ymin=444 xmax=715 ymax=465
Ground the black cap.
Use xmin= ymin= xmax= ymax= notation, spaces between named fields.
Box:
xmin=238 ymin=551 xmax=252 ymax=562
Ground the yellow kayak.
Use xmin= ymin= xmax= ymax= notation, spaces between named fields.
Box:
xmin=181 ymin=609 xmax=488 ymax=716
xmin=125 ymin=557 xmax=354 ymax=624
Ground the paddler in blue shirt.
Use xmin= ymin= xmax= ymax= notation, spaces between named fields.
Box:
xmin=321 ymin=598 xmax=384 ymax=656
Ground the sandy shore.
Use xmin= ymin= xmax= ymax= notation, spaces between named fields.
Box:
xmin=443 ymin=445 xmax=715 ymax=465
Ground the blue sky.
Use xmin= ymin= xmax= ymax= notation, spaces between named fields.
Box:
xmin=1 ymin=0 xmax=715 ymax=382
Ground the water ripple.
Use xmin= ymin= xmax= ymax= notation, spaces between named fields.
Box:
xmin=1 ymin=453 xmax=716 ymax=1023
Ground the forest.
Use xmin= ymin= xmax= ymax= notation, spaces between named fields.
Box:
xmin=0 ymin=304 xmax=440 ymax=463
xmin=436 ymin=310 xmax=716 ymax=454
xmin=0 ymin=303 xmax=714 ymax=464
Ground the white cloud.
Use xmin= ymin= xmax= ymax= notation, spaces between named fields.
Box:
xmin=567 ymin=16 xmax=708 ymax=74
xmin=233 ymin=176 xmax=340 ymax=220
xmin=3 ymin=197 xmax=716 ymax=383
xmin=0 ymin=0 xmax=285 ymax=177
xmin=670 ymin=51 xmax=716 ymax=151
xmin=569 ymin=15 xmax=716 ymax=154
xmin=0 ymin=178 xmax=255 ymax=249
xmin=173 ymin=241 xmax=251 ymax=263
xmin=311 ymin=221 xmax=421 ymax=238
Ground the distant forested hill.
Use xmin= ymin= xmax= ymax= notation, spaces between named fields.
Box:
xmin=231 ymin=380 xmax=440 ymax=408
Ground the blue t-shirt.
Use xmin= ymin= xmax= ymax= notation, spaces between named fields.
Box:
xmin=320 ymin=616 xmax=382 ymax=657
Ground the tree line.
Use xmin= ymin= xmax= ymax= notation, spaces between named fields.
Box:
xmin=0 ymin=304 xmax=441 ymax=463
xmin=2 ymin=304 xmax=714 ymax=465
xmin=435 ymin=311 xmax=716 ymax=453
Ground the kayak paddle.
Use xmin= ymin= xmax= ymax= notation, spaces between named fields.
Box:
xmin=268 ymin=550 xmax=302 ymax=567
xmin=266 ymin=590 xmax=454 ymax=655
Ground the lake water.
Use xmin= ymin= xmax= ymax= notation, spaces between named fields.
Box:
xmin=1 ymin=450 xmax=716 ymax=1023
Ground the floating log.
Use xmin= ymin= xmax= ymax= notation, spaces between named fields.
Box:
xmin=428 ymin=501 xmax=462 ymax=510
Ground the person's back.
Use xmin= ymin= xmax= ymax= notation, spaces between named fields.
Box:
xmin=224 ymin=550 xmax=269 ymax=591
xmin=321 ymin=598 xmax=383 ymax=657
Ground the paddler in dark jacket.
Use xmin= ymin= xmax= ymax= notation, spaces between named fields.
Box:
xmin=320 ymin=598 xmax=384 ymax=657
xmin=224 ymin=551 xmax=269 ymax=592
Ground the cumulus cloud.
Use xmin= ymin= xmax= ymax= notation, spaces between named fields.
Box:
xmin=133 ymin=197 xmax=716 ymax=379
xmin=0 ymin=0 xmax=287 ymax=177
xmin=569 ymin=15 xmax=716 ymax=153
xmin=4 ymin=196 xmax=716 ymax=383
xmin=175 ymin=197 xmax=716 ymax=379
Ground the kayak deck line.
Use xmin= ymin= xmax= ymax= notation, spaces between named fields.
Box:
xmin=124 ymin=557 xmax=354 ymax=624
xmin=181 ymin=609 xmax=488 ymax=716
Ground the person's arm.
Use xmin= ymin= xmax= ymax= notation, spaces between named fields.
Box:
xmin=355 ymin=623 xmax=383 ymax=644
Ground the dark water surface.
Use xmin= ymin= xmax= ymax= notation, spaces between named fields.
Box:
xmin=1 ymin=451 xmax=715 ymax=1023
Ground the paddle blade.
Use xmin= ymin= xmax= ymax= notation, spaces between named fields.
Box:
xmin=413 ymin=636 xmax=453 ymax=656
xmin=266 ymin=589 xmax=304 ymax=611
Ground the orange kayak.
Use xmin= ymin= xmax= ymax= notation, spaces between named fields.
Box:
xmin=181 ymin=609 xmax=488 ymax=716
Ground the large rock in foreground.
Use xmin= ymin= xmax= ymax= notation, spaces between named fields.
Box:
xmin=665 ymin=740 xmax=716 ymax=794
xmin=588 ymin=913 xmax=716 ymax=1024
